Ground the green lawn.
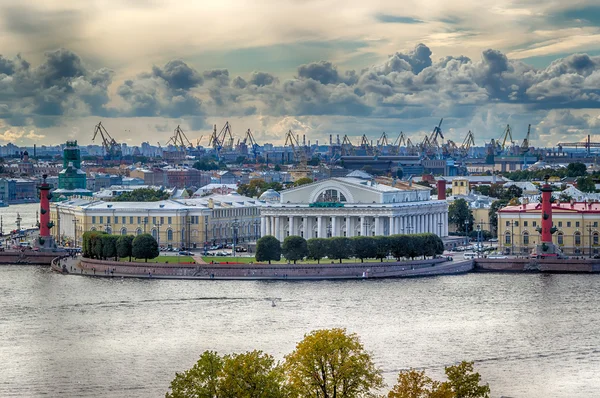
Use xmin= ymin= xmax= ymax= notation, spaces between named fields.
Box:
xmin=120 ymin=255 xmax=195 ymax=263
xmin=202 ymin=256 xmax=395 ymax=265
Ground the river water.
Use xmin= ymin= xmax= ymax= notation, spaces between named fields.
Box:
xmin=0 ymin=266 xmax=599 ymax=397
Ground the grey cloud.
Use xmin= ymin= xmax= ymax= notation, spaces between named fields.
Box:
xmin=298 ymin=61 xmax=341 ymax=84
xmin=231 ymin=76 xmax=247 ymax=89
xmin=203 ymin=69 xmax=230 ymax=86
xmin=152 ymin=60 xmax=203 ymax=90
xmin=248 ymin=71 xmax=278 ymax=86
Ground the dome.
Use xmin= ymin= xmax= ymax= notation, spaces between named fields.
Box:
xmin=259 ymin=188 xmax=281 ymax=203
xmin=23 ymin=150 xmax=29 ymax=156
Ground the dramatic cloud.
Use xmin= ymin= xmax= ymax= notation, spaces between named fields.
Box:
xmin=3 ymin=42 xmax=600 ymax=145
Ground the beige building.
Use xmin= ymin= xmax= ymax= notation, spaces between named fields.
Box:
xmin=497 ymin=202 xmax=600 ymax=256
xmin=50 ymin=193 xmax=265 ymax=249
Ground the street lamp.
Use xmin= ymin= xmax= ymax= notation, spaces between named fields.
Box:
xmin=104 ymin=223 xmax=110 ymax=234
xmin=438 ymin=221 xmax=443 ymax=237
xmin=477 ymin=224 xmax=482 ymax=257
xmin=588 ymin=223 xmax=593 ymax=259
xmin=154 ymin=221 xmax=162 ymax=249
xmin=72 ymin=219 xmax=78 ymax=248
xmin=232 ymin=218 xmax=239 ymax=257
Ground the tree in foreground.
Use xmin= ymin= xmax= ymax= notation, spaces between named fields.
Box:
xmin=284 ymin=328 xmax=384 ymax=398
xmin=132 ymin=233 xmax=159 ymax=262
xmin=353 ymin=236 xmax=377 ymax=262
xmin=116 ymin=234 xmax=135 ymax=261
xmin=281 ymin=235 xmax=308 ymax=264
xmin=327 ymin=237 xmax=353 ymax=263
xmin=166 ymin=350 xmax=222 ymax=398
xmin=388 ymin=361 xmax=490 ymax=398
xmin=307 ymin=238 xmax=328 ymax=264
xmin=165 ymin=350 xmax=287 ymax=398
xmin=101 ymin=234 xmax=119 ymax=260
xmin=256 ymin=235 xmax=281 ymax=264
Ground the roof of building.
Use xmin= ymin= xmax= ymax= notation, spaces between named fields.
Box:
xmin=259 ymin=188 xmax=281 ymax=202
xmin=499 ymin=201 xmax=600 ymax=213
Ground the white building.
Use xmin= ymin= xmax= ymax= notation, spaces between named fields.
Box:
xmin=260 ymin=177 xmax=448 ymax=241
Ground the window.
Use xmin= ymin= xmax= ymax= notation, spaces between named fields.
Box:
xmin=153 ymin=217 xmax=156 ymax=225
xmin=167 ymin=229 xmax=173 ymax=241
xmin=160 ymin=217 xmax=164 ymax=225
xmin=137 ymin=216 xmax=141 ymax=224
xmin=168 ymin=217 xmax=172 ymax=225
xmin=524 ymin=221 xmax=528 ymax=227
xmin=460 ymin=181 xmax=464 ymax=186
xmin=92 ymin=216 xmax=96 ymax=224
xmin=594 ymin=232 xmax=599 ymax=246
xmin=130 ymin=217 xmax=133 ymax=224
xmin=136 ymin=228 xmax=142 ymax=236
xmin=575 ymin=232 xmax=581 ymax=245
xmin=557 ymin=233 xmax=564 ymax=245
xmin=505 ymin=232 xmax=511 ymax=244
xmin=594 ymin=222 xmax=598 ymax=228
xmin=533 ymin=221 xmax=537 ymax=227
xmin=316 ymin=189 xmax=347 ymax=203
xmin=506 ymin=221 xmax=510 ymax=227
xmin=514 ymin=221 xmax=519 ymax=227
xmin=576 ymin=222 xmax=580 ymax=228
xmin=120 ymin=227 xmax=127 ymax=235
xmin=567 ymin=222 xmax=571 ymax=228
xmin=558 ymin=221 xmax=562 ymax=227
xmin=523 ymin=232 xmax=529 ymax=245
xmin=122 ymin=217 xmax=126 ymax=224
xmin=152 ymin=229 xmax=158 ymax=239
xmin=99 ymin=216 xmax=103 ymax=224
xmin=107 ymin=217 xmax=111 ymax=224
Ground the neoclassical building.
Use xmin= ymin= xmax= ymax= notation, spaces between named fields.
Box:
xmin=260 ymin=177 xmax=448 ymax=241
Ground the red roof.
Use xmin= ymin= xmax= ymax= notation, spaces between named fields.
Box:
xmin=499 ymin=202 xmax=600 ymax=214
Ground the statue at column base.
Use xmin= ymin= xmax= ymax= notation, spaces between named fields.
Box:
xmin=530 ymin=242 xmax=563 ymax=259
xmin=35 ymin=235 xmax=59 ymax=252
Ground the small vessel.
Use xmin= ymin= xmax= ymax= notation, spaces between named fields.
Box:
xmin=0 ymin=200 xmax=8 ymax=208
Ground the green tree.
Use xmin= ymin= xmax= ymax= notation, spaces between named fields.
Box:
xmin=166 ymin=350 xmax=223 ymax=398
xmin=388 ymin=368 xmax=451 ymax=398
xmin=352 ymin=236 xmax=377 ymax=262
xmin=112 ymin=188 xmax=170 ymax=202
xmin=193 ymin=158 xmax=220 ymax=171
xmin=256 ymin=235 xmax=281 ymax=264
xmin=91 ymin=232 xmax=106 ymax=259
xmin=284 ymin=328 xmax=384 ymax=398
xmin=566 ymin=162 xmax=587 ymax=177
xmin=374 ymin=236 xmax=391 ymax=262
xmin=281 ymin=235 xmax=308 ymax=264
xmin=389 ymin=234 xmax=410 ymax=260
xmin=117 ymin=235 xmax=135 ymax=261
xmin=307 ymin=238 xmax=328 ymax=264
xmin=558 ymin=192 xmax=573 ymax=203
xmin=327 ymin=237 xmax=353 ymax=263
xmin=292 ymin=177 xmax=313 ymax=187
xmin=472 ymin=185 xmax=490 ymax=196
xmin=488 ymin=199 xmax=508 ymax=237
xmin=501 ymin=185 xmax=523 ymax=201
xmin=101 ymin=234 xmax=119 ymax=260
xmin=442 ymin=361 xmax=490 ymax=398
xmin=82 ymin=231 xmax=104 ymax=258
xmin=219 ymin=351 xmax=288 ymax=398
xmin=422 ymin=233 xmax=444 ymax=258
xmin=449 ymin=199 xmax=474 ymax=234
xmin=132 ymin=233 xmax=159 ymax=262
xmin=577 ymin=176 xmax=596 ymax=192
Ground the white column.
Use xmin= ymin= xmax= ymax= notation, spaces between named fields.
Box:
xmin=388 ymin=216 xmax=394 ymax=236
xmin=261 ymin=216 xmax=266 ymax=237
xmin=289 ymin=216 xmax=295 ymax=237
xmin=302 ymin=217 xmax=308 ymax=239
xmin=331 ymin=216 xmax=338 ymax=237
xmin=374 ymin=217 xmax=381 ymax=236
xmin=347 ymin=217 xmax=353 ymax=237
xmin=316 ymin=216 xmax=322 ymax=238
xmin=274 ymin=217 xmax=281 ymax=241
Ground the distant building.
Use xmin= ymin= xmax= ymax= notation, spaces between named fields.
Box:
xmin=55 ymin=141 xmax=93 ymax=199
xmin=498 ymin=202 xmax=600 ymax=256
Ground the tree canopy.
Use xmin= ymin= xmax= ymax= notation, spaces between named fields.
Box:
xmin=256 ymin=235 xmax=281 ymax=264
xmin=237 ymin=179 xmax=283 ymax=198
xmin=112 ymin=188 xmax=170 ymax=202
xmin=281 ymin=236 xmax=308 ymax=264
xmin=284 ymin=328 xmax=384 ymax=398
xmin=307 ymin=238 xmax=328 ymax=264
xmin=117 ymin=235 xmax=135 ymax=261
xmin=449 ymin=199 xmax=474 ymax=234
xmin=132 ymin=233 xmax=159 ymax=262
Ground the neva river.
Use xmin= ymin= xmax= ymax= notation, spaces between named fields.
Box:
xmin=1 ymin=267 xmax=599 ymax=397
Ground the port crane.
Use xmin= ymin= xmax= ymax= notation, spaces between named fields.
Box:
xmin=92 ymin=122 xmax=122 ymax=159
xmin=208 ymin=121 xmax=235 ymax=158
xmin=165 ymin=125 xmax=194 ymax=152
xmin=520 ymin=125 xmax=531 ymax=154
xmin=284 ymin=130 xmax=308 ymax=168
xmin=242 ymin=129 xmax=260 ymax=161
xmin=359 ymin=134 xmax=376 ymax=156
xmin=341 ymin=135 xmax=355 ymax=156
xmin=558 ymin=134 xmax=600 ymax=155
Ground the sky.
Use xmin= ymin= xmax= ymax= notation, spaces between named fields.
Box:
xmin=1 ymin=0 xmax=600 ymax=148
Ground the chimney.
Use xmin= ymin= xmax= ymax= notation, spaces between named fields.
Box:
xmin=303 ymin=135 xmax=306 ymax=146
xmin=337 ymin=134 xmax=340 ymax=145
xmin=437 ymin=179 xmax=446 ymax=200
xmin=329 ymin=134 xmax=332 ymax=145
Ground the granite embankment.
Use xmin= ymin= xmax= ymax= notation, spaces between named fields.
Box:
xmin=0 ymin=251 xmax=60 ymax=265
xmin=475 ymin=258 xmax=600 ymax=272
xmin=70 ymin=257 xmax=473 ymax=280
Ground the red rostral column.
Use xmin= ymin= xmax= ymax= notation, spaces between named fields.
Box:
xmin=38 ymin=174 xmax=51 ymax=238
xmin=540 ymin=175 xmax=553 ymax=243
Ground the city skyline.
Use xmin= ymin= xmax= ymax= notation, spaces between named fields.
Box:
xmin=1 ymin=1 xmax=600 ymax=147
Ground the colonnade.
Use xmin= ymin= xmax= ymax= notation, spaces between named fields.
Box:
xmin=260 ymin=211 xmax=449 ymax=241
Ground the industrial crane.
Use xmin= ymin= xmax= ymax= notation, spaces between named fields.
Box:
xmin=520 ymin=124 xmax=531 ymax=154
xmin=208 ymin=121 xmax=235 ymax=158
xmin=196 ymin=135 xmax=204 ymax=147
xmin=459 ymin=130 xmax=475 ymax=157
xmin=243 ymin=129 xmax=260 ymax=161
xmin=92 ymin=122 xmax=122 ymax=159
xmin=284 ymin=130 xmax=308 ymax=168
xmin=498 ymin=124 xmax=514 ymax=151
xmin=359 ymin=134 xmax=376 ymax=156
xmin=429 ymin=118 xmax=444 ymax=147
xmin=341 ymin=135 xmax=355 ymax=156
xmin=165 ymin=125 xmax=194 ymax=152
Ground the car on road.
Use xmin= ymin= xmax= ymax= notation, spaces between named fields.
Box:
xmin=178 ymin=251 xmax=193 ymax=256
xmin=489 ymin=238 xmax=498 ymax=243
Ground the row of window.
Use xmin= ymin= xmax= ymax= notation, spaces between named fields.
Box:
xmin=92 ymin=216 xmax=175 ymax=225
xmin=505 ymin=220 xmax=600 ymax=228
xmin=213 ymin=208 xmax=257 ymax=218
xmin=505 ymin=231 xmax=599 ymax=245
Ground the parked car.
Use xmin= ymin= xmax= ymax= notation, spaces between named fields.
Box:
xmin=489 ymin=238 xmax=498 ymax=243
xmin=235 ymin=247 xmax=247 ymax=252
xmin=179 ymin=251 xmax=193 ymax=256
